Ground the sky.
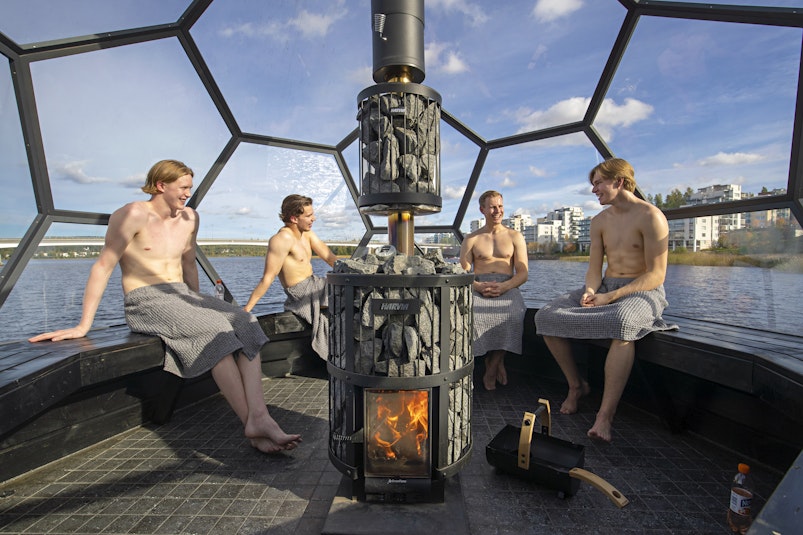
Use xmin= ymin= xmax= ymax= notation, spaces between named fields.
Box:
xmin=1 ymin=0 xmax=802 ymax=242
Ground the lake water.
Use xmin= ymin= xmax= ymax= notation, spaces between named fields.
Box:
xmin=2 ymin=257 xmax=801 ymax=343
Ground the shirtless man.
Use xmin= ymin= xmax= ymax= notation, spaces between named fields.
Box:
xmin=244 ymin=194 xmax=337 ymax=360
xmin=535 ymin=158 xmax=675 ymax=442
xmin=29 ymin=159 xmax=301 ymax=454
xmin=460 ymin=190 xmax=528 ymax=391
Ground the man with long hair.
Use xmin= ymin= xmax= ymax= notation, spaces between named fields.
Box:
xmin=30 ymin=160 xmax=301 ymax=454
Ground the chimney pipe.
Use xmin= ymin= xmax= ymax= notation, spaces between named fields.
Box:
xmin=359 ymin=0 xmax=441 ymax=255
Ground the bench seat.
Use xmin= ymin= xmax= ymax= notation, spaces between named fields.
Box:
xmin=522 ymin=307 xmax=803 ymax=472
xmin=0 ymin=310 xmax=316 ymax=483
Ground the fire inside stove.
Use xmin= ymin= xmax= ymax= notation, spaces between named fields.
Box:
xmin=365 ymin=389 xmax=430 ymax=478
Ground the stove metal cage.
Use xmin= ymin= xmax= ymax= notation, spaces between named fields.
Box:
xmin=327 ymin=272 xmax=473 ymax=502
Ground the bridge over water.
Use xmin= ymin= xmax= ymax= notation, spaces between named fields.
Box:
xmin=0 ymin=237 xmax=457 ymax=254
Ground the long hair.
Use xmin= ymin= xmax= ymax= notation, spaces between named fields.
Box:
xmin=588 ymin=158 xmax=636 ymax=192
xmin=141 ymin=160 xmax=194 ymax=195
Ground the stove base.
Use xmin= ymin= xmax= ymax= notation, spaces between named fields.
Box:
xmin=322 ymin=474 xmax=469 ymax=535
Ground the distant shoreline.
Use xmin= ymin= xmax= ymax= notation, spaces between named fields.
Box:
xmin=545 ymin=252 xmax=803 ymax=273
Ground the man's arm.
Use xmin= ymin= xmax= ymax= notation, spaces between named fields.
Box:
xmin=582 ymin=216 xmax=605 ymax=305
xmin=309 ymin=231 xmax=337 ymax=267
xmin=243 ymin=231 xmax=292 ymax=312
xmin=182 ymin=209 xmax=200 ymax=292
xmin=497 ymin=230 xmax=528 ymax=293
xmin=28 ymin=203 xmax=143 ymax=342
xmin=458 ymin=234 xmax=474 ymax=272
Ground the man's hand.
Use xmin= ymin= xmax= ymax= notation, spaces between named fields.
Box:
xmin=29 ymin=326 xmax=89 ymax=343
xmin=475 ymin=280 xmax=504 ymax=298
xmin=581 ymin=291 xmax=613 ymax=307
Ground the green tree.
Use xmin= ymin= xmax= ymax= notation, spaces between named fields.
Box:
xmin=664 ymin=188 xmax=685 ymax=209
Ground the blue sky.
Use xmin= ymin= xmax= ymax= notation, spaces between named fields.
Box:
xmin=1 ymin=0 xmax=802 ymax=241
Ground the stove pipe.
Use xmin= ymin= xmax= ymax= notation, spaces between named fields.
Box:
xmin=358 ymin=0 xmax=441 ymax=255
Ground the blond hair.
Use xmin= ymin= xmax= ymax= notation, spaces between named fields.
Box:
xmin=141 ymin=159 xmax=194 ymax=195
xmin=588 ymin=158 xmax=636 ymax=192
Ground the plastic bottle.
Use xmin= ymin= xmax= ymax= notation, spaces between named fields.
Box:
xmin=214 ymin=279 xmax=225 ymax=300
xmin=727 ymin=463 xmax=753 ymax=533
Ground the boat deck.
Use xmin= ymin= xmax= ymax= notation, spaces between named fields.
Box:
xmin=0 ymin=363 xmax=783 ymax=535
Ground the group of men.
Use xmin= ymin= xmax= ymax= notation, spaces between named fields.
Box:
xmin=30 ymin=156 xmax=674 ymax=447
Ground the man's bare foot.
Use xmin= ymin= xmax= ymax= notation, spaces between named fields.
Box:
xmin=250 ymin=437 xmax=285 ymax=454
xmin=483 ymin=373 xmax=497 ymax=391
xmin=497 ymin=365 xmax=508 ymax=386
xmin=559 ymin=381 xmax=590 ymax=414
xmin=244 ymin=412 xmax=302 ymax=449
xmin=587 ymin=414 xmax=613 ymax=443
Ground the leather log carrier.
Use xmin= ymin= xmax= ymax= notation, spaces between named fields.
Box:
xmin=485 ymin=399 xmax=630 ymax=508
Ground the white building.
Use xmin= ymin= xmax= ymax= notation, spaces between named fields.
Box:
xmin=669 ymin=184 xmax=743 ymax=251
xmin=503 ymin=213 xmax=533 ymax=232
xmin=669 ymin=215 xmax=721 ymax=252
xmin=686 ymin=184 xmax=743 ymax=232
xmin=744 ymin=188 xmax=791 ymax=228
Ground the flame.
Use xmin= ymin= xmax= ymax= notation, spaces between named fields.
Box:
xmin=367 ymin=390 xmax=429 ymax=465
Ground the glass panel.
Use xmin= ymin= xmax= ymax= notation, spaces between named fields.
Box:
xmin=464 ymin=137 xmax=601 ymax=235
xmin=664 ymin=209 xmax=802 ymax=335
xmin=0 ymin=62 xmax=35 ymax=241
xmin=196 ymin=143 xmax=359 ymax=312
xmin=0 ymin=222 xmax=123 ymax=344
xmin=433 ymin=119 xmax=477 ymax=228
xmin=0 ymin=0 xmax=190 ymax=45
xmin=604 ymin=18 xmax=798 ymax=198
xmin=31 ymin=40 xmax=229 ymax=214
xmin=191 ymin=0 xmax=369 ymax=145
xmin=425 ymin=0 xmax=624 ymax=141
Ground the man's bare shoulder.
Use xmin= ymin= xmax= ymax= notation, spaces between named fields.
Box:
xmin=110 ymin=201 xmax=152 ymax=224
xmin=464 ymin=227 xmax=485 ymax=240
xmin=268 ymin=226 xmax=295 ymax=247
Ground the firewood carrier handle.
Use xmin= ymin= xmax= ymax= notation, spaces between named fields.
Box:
xmin=517 ymin=398 xmax=551 ymax=470
xmin=569 ymin=467 xmax=630 ymax=508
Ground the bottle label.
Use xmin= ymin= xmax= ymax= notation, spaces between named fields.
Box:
xmin=729 ymin=487 xmax=752 ymax=515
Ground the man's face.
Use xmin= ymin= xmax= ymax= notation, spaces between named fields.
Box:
xmin=480 ymin=195 xmax=504 ymax=224
xmin=293 ymin=204 xmax=316 ymax=231
xmin=590 ymin=171 xmax=619 ymax=206
xmin=159 ymin=174 xmax=193 ymax=211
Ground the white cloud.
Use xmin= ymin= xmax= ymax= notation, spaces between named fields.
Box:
xmin=697 ymin=152 xmax=765 ymax=167
xmin=529 ymin=165 xmax=548 ymax=177
xmin=443 ymin=185 xmax=467 ymax=200
xmin=289 ymin=8 xmax=347 ymax=39
xmin=54 ymin=161 xmax=111 ymax=185
xmin=527 ymin=44 xmax=548 ymax=70
xmin=441 ymin=51 xmax=470 ymax=74
xmin=513 ymin=96 xmax=653 ymax=143
xmin=428 ymin=0 xmax=489 ymax=26
xmin=236 ymin=207 xmax=252 ymax=216
xmin=219 ymin=21 xmax=285 ymax=40
xmin=219 ymin=6 xmax=346 ymax=41
xmin=426 ymin=42 xmax=469 ymax=75
xmin=532 ymin=0 xmax=584 ymax=23
xmin=121 ymin=173 xmax=146 ymax=189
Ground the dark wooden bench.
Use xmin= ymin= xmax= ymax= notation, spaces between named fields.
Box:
xmin=0 ymin=310 xmax=317 ymax=483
